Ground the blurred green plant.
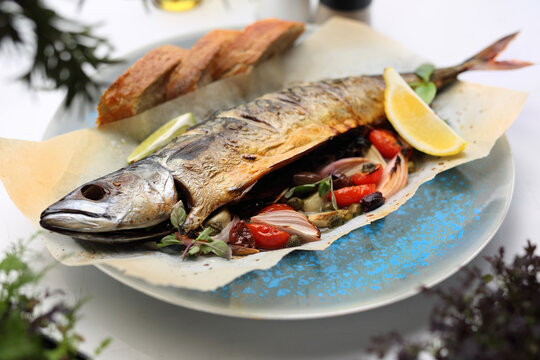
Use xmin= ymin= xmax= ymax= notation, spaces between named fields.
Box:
xmin=0 ymin=0 xmax=119 ymax=106
xmin=0 ymin=234 xmax=111 ymax=359
xmin=369 ymin=241 xmax=540 ymax=360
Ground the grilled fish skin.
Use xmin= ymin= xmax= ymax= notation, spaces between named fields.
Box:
xmin=39 ymin=33 xmax=530 ymax=242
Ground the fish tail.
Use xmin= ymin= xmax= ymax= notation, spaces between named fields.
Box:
xmin=431 ymin=32 xmax=532 ymax=88
xmin=464 ymin=32 xmax=532 ymax=71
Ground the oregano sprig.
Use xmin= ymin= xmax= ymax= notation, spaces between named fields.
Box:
xmin=157 ymin=201 xmax=231 ymax=260
xmin=183 ymin=228 xmax=231 ymax=260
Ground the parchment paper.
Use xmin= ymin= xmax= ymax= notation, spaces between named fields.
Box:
xmin=0 ymin=18 xmax=528 ymax=291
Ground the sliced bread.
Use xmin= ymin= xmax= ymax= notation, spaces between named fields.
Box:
xmin=97 ymin=45 xmax=187 ymax=126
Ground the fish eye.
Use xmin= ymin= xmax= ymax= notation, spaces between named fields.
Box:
xmin=81 ymin=184 xmax=106 ymax=200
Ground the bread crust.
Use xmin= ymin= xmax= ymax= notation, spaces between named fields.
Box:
xmin=210 ymin=19 xmax=305 ymax=80
xmin=166 ymin=29 xmax=239 ymax=100
xmin=97 ymin=45 xmax=187 ymax=126
xmin=96 ymin=19 xmax=305 ymax=126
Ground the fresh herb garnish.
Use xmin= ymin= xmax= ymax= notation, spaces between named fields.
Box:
xmin=285 ymin=183 xmax=319 ymax=198
xmin=318 ymin=177 xmax=331 ymax=197
xmin=157 ymin=202 xmax=231 ymax=260
xmin=414 ymin=81 xmax=436 ymax=105
xmin=410 ymin=63 xmax=437 ymax=104
xmin=157 ymin=201 xmax=186 ymax=248
xmin=369 ymin=241 xmax=540 ymax=360
xmin=182 ymin=228 xmax=231 ymax=260
xmin=318 ymin=177 xmax=338 ymax=210
xmin=415 ymin=63 xmax=435 ymax=82
xmin=156 ymin=234 xmax=180 ymax=248
xmin=286 ymin=176 xmax=338 ymax=210
xmin=169 ymin=201 xmax=187 ymax=230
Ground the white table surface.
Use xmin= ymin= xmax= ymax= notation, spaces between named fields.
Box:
xmin=1 ymin=0 xmax=539 ymax=358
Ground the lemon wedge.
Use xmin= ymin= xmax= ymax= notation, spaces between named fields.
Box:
xmin=127 ymin=113 xmax=196 ymax=163
xmin=383 ymin=67 xmax=467 ymax=156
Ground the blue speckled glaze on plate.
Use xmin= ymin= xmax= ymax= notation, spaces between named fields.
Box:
xmin=44 ymin=28 xmax=514 ymax=319
xmin=98 ymin=136 xmax=513 ymax=319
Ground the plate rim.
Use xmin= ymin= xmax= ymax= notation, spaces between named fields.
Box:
xmin=44 ymin=25 xmax=515 ymax=320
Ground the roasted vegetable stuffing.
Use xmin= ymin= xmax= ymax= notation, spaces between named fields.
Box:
xmin=153 ymin=126 xmax=413 ymax=257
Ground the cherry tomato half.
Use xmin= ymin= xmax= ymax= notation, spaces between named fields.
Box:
xmin=258 ymin=203 xmax=295 ymax=214
xmin=246 ymin=223 xmax=290 ymax=250
xmin=351 ymin=164 xmax=383 ymax=185
xmin=369 ymin=129 xmax=402 ymax=158
xmin=333 ymin=184 xmax=376 ymax=207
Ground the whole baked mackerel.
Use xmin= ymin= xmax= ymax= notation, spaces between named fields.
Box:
xmin=40 ymin=33 xmax=529 ymax=242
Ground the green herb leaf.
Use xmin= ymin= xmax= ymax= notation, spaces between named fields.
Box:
xmin=318 ymin=177 xmax=332 ymax=197
xmin=408 ymin=81 xmax=424 ymax=88
xmin=213 ymin=240 xmax=232 ymax=259
xmin=188 ymin=246 xmax=200 ymax=256
xmin=315 ymin=177 xmax=338 ymax=210
xmin=196 ymin=227 xmax=213 ymax=242
xmin=415 ymin=63 xmax=435 ymax=82
xmin=170 ymin=201 xmax=187 ymax=230
xmin=157 ymin=234 xmax=180 ymax=248
xmin=414 ymin=82 xmax=437 ymax=104
xmin=94 ymin=337 xmax=112 ymax=356
xmin=285 ymin=183 xmax=319 ymax=198
xmin=201 ymin=240 xmax=232 ymax=260
xmin=184 ymin=228 xmax=232 ymax=260
xmin=199 ymin=244 xmax=213 ymax=255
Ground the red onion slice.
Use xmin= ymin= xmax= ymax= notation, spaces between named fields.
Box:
xmin=318 ymin=157 xmax=370 ymax=178
xmin=377 ymin=153 xmax=408 ymax=199
xmin=251 ymin=210 xmax=321 ymax=243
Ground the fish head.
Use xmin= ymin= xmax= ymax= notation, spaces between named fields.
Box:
xmin=40 ymin=162 xmax=178 ymax=239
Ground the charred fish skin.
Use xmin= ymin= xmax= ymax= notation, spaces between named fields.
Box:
xmin=151 ymin=75 xmax=388 ymax=231
xmin=39 ymin=33 xmax=530 ymax=242
xmin=40 ymin=161 xmax=177 ymax=241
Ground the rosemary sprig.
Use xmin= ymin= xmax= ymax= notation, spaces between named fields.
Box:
xmin=0 ymin=0 xmax=120 ymax=106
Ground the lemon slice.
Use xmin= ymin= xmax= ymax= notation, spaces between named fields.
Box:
xmin=383 ymin=67 xmax=467 ymax=156
xmin=127 ymin=113 xmax=196 ymax=163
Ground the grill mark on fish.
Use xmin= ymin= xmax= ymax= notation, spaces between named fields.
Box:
xmin=237 ymin=112 xmax=278 ymax=133
xmin=170 ymin=133 xmax=216 ymax=160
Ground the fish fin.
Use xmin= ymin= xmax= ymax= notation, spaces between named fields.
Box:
xmin=465 ymin=32 xmax=533 ymax=70
xmin=468 ymin=59 xmax=533 ymax=71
